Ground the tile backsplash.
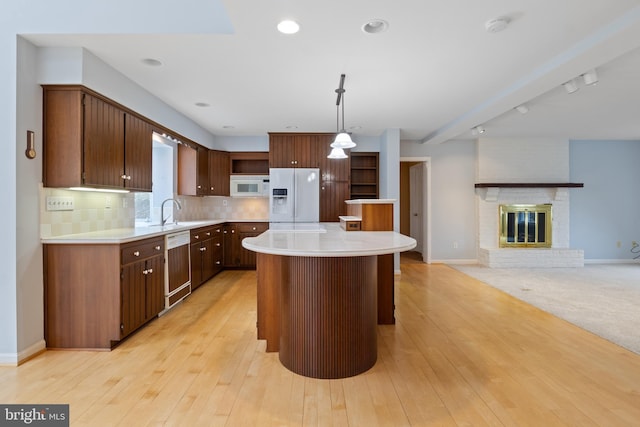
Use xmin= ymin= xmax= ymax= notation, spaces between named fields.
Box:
xmin=40 ymin=185 xmax=269 ymax=238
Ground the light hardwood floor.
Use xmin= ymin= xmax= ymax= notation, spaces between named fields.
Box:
xmin=2 ymin=260 xmax=640 ymax=426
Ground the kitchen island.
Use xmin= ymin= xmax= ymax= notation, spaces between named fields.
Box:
xmin=242 ymin=223 xmax=416 ymax=379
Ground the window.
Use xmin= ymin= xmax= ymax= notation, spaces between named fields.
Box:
xmin=135 ymin=133 xmax=176 ymax=225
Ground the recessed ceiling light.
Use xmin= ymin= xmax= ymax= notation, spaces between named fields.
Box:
xmin=195 ymin=102 xmax=210 ymax=107
xmin=285 ymin=125 xmax=298 ymax=130
xmin=362 ymin=19 xmax=389 ymax=34
xmin=348 ymin=125 xmax=362 ymax=131
xmin=222 ymin=125 xmax=235 ymax=129
xmin=141 ymin=58 xmax=162 ymax=67
xmin=277 ymin=20 xmax=300 ymax=34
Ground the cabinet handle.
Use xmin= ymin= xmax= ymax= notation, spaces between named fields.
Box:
xmin=197 ymin=185 xmax=202 ymax=189
xmin=133 ymin=251 xmax=140 ymax=257
xmin=216 ymin=228 xmax=221 ymax=233
xmin=215 ymin=261 xmax=221 ymax=265
xmin=147 ymin=268 xmax=153 ymax=274
xmin=231 ymin=230 xmax=235 ymax=233
xmin=121 ymin=174 xmax=131 ymax=180
xmin=216 ymin=242 xmax=221 ymax=247
xmin=194 ymin=235 xmax=199 ymax=239
xmin=252 ymin=227 xmax=257 ymax=231
xmin=155 ymin=245 xmax=161 ymax=251
xmin=206 ymin=232 xmax=211 ymax=236
xmin=200 ymin=247 xmax=206 ymax=252
xmin=142 ymin=269 xmax=149 ymax=275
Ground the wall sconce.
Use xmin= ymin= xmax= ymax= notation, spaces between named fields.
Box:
xmin=563 ymin=79 xmax=579 ymax=94
xmin=582 ymin=69 xmax=598 ymax=86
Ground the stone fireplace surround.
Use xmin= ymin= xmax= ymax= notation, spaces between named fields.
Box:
xmin=476 ymin=186 xmax=584 ymax=268
xmin=475 ymin=138 xmax=584 ymax=268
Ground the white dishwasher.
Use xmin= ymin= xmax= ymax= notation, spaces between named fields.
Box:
xmin=162 ymin=230 xmax=191 ymax=314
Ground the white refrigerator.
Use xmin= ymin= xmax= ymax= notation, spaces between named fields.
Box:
xmin=269 ymin=168 xmax=320 ymax=223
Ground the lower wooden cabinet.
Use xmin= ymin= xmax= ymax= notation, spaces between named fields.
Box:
xmin=190 ymin=224 xmax=224 ymax=289
xmin=44 ymin=236 xmax=165 ymax=349
xmin=224 ymin=222 xmax=268 ymax=268
xmin=120 ymin=240 xmax=165 ymax=337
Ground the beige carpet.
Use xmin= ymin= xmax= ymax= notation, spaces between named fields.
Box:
xmin=449 ymin=263 xmax=640 ymax=355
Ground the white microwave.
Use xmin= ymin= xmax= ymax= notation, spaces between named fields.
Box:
xmin=230 ymin=175 xmax=270 ymax=197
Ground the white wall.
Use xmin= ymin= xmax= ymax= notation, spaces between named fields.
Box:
xmin=401 ymin=140 xmax=477 ymax=262
xmin=570 ymin=140 xmax=640 ymax=260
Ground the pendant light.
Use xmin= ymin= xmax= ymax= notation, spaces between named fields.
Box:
xmin=330 ymin=74 xmax=356 ymax=150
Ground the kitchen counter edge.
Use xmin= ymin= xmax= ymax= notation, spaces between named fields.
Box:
xmin=41 ymin=219 xmax=269 ymax=245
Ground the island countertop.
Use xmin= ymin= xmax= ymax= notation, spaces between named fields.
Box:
xmin=242 ymin=222 xmax=416 ymax=257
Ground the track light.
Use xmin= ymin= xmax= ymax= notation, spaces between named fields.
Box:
xmin=563 ymin=79 xmax=579 ymax=94
xmin=471 ymin=125 xmax=485 ymax=136
xmin=582 ymin=69 xmax=598 ymax=86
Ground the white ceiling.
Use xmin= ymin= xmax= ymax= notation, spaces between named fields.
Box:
xmin=22 ymin=0 xmax=640 ymax=144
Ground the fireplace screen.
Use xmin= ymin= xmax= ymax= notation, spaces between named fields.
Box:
xmin=499 ymin=204 xmax=552 ymax=248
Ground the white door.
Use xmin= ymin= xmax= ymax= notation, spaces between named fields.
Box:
xmin=409 ymin=163 xmax=424 ymax=253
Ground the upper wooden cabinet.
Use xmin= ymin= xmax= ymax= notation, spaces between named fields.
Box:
xmin=209 ymin=149 xmax=230 ymax=196
xmin=314 ymin=134 xmax=350 ymax=182
xmin=230 ymin=152 xmax=269 ymax=175
xmin=269 ymin=133 xmax=322 ymax=168
xmin=178 ymin=144 xmax=209 ymax=196
xmin=43 ymin=86 xmax=153 ymax=191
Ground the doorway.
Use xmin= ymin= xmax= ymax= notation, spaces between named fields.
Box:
xmin=400 ymin=157 xmax=431 ymax=263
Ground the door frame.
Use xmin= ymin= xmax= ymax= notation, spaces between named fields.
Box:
xmin=400 ymin=157 xmax=431 ymax=264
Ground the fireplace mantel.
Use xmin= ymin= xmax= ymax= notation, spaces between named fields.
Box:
xmin=475 ymin=183 xmax=583 ymax=188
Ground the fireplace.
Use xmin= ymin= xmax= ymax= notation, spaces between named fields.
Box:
xmin=499 ymin=204 xmax=552 ymax=248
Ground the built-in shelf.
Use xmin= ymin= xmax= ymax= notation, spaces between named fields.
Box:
xmin=475 ymin=183 xmax=584 ymax=188
xmin=350 ymin=152 xmax=379 ymax=199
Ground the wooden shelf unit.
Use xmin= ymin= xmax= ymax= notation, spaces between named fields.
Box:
xmin=350 ymin=152 xmax=379 ymax=199
xmin=230 ymin=152 xmax=269 ymax=175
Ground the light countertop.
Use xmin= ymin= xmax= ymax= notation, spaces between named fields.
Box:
xmin=41 ymin=219 xmax=268 ymax=244
xmin=344 ymin=199 xmax=396 ymax=204
xmin=242 ymin=222 xmax=416 ymax=257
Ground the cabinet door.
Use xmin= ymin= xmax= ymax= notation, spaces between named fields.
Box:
xmin=178 ymin=144 xmax=209 ymax=196
xmin=145 ymin=255 xmax=165 ymax=319
xmin=124 ymin=114 xmax=153 ymax=191
xmin=201 ymin=237 xmax=215 ymax=282
xmin=269 ymin=134 xmax=296 ymax=168
xmin=315 ymin=134 xmax=350 ymax=181
xmin=320 ymin=181 xmax=350 ymax=222
xmin=223 ymin=225 xmax=237 ymax=267
xmin=121 ymin=260 xmax=147 ymax=337
xmin=209 ymin=150 xmax=230 ymax=196
xmin=293 ymin=134 xmax=317 ymax=168
xmin=190 ymin=242 xmax=203 ymax=288
xmin=197 ymin=147 xmax=210 ymax=196
xmin=83 ymin=94 xmax=125 ymax=188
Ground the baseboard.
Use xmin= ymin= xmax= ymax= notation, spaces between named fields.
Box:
xmin=437 ymin=259 xmax=478 ymax=265
xmin=0 ymin=339 xmax=46 ymax=366
xmin=584 ymin=258 xmax=640 ymax=264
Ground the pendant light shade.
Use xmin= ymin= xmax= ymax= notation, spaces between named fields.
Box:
xmin=327 ymin=147 xmax=348 ymax=159
xmin=331 ymin=132 xmax=356 ymax=149
xmin=327 ymin=74 xmax=356 ymax=158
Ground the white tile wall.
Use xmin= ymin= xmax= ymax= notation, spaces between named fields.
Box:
xmin=40 ymin=185 xmax=269 ymax=238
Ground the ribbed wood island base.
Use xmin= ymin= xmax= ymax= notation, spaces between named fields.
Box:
xmin=243 ymin=222 xmax=416 ymax=379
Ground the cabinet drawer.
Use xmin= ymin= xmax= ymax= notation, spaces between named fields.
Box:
xmin=236 ymin=223 xmax=268 ymax=233
xmin=191 ymin=225 xmax=222 ymax=241
xmin=121 ymin=237 xmax=164 ymax=265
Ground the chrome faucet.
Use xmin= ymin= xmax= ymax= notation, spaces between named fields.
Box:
xmin=160 ymin=198 xmax=182 ymax=226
